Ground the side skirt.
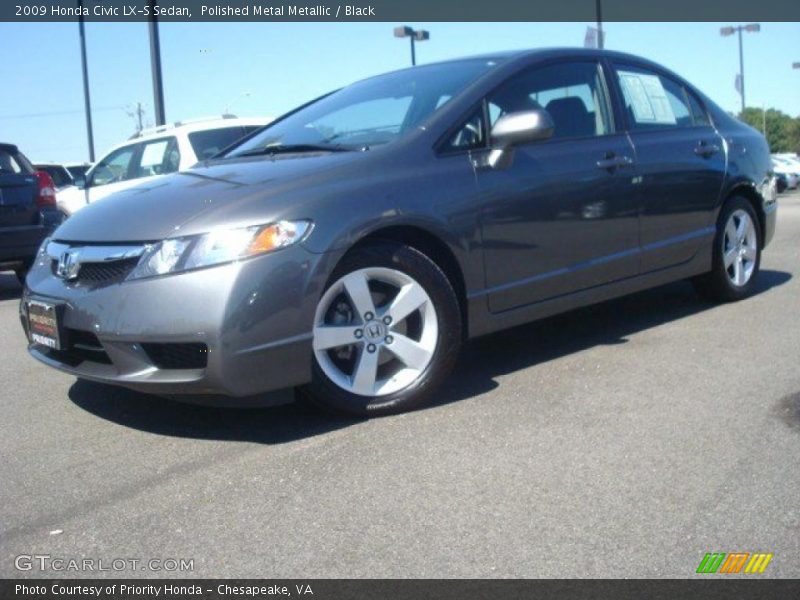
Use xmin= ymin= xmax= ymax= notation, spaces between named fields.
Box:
xmin=466 ymin=250 xmax=712 ymax=339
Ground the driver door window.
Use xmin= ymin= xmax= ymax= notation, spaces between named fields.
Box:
xmin=90 ymin=146 xmax=136 ymax=187
xmin=487 ymin=61 xmax=613 ymax=140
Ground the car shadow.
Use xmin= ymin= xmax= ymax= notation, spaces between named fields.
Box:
xmin=0 ymin=272 xmax=22 ymax=301
xmin=69 ymin=269 xmax=792 ymax=444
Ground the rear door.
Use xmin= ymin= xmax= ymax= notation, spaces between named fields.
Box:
xmin=609 ymin=61 xmax=726 ymax=272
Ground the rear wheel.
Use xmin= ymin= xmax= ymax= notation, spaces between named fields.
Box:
xmin=302 ymin=242 xmax=462 ymax=417
xmin=693 ymin=197 xmax=761 ymax=302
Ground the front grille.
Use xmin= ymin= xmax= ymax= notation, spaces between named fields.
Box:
xmin=51 ymin=257 xmax=140 ymax=284
xmin=77 ymin=258 xmax=140 ymax=283
xmin=140 ymin=343 xmax=209 ymax=370
xmin=42 ymin=328 xmax=112 ymax=365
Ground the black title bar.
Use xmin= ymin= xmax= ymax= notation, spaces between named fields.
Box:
xmin=4 ymin=579 xmax=800 ymax=600
xmin=4 ymin=0 xmax=800 ymax=22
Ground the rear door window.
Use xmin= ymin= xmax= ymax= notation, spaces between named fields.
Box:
xmin=189 ymin=127 xmax=252 ymax=160
xmin=134 ymin=137 xmax=180 ymax=178
xmin=0 ymin=149 xmax=24 ymax=174
xmin=614 ymin=64 xmax=707 ymax=130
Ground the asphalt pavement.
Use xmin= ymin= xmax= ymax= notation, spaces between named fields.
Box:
xmin=2 ymin=191 xmax=799 ymax=578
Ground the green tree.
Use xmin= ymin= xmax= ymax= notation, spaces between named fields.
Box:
xmin=739 ymin=107 xmax=800 ymax=154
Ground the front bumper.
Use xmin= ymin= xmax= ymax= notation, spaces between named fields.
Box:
xmin=21 ymin=243 xmax=337 ymax=404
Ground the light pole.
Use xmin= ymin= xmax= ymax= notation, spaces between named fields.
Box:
xmin=596 ymin=0 xmax=604 ymax=49
xmin=148 ymin=0 xmax=166 ymax=126
xmin=720 ymin=23 xmax=760 ymax=115
xmin=77 ymin=0 xmax=95 ymax=162
xmin=393 ymin=26 xmax=429 ymax=66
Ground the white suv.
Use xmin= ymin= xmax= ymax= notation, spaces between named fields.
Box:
xmin=80 ymin=117 xmax=270 ymax=205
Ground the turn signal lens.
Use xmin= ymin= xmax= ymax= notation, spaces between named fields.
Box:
xmin=247 ymin=221 xmax=310 ymax=255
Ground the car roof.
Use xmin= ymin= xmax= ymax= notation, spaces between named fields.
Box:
xmin=90 ymin=116 xmax=272 ymax=161
xmin=128 ymin=116 xmax=272 ymax=141
xmin=0 ymin=142 xmax=19 ymax=152
xmin=398 ymin=47 xmax=672 ymax=70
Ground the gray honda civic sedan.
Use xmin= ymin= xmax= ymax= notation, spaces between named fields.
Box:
xmin=21 ymin=48 xmax=777 ymax=416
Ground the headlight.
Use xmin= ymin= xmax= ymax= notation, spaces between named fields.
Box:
xmin=127 ymin=220 xmax=311 ymax=280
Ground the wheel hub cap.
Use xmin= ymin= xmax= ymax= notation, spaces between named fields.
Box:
xmin=363 ymin=321 xmax=387 ymax=343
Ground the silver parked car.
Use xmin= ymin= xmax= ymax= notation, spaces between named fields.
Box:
xmin=21 ymin=49 xmax=777 ymax=416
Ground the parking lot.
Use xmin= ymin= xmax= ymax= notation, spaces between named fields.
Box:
xmin=1 ymin=190 xmax=798 ymax=579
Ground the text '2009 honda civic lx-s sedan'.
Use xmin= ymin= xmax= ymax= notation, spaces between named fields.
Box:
xmin=21 ymin=48 xmax=777 ymax=416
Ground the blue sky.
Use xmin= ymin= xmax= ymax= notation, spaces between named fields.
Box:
xmin=1 ymin=21 xmax=798 ymax=163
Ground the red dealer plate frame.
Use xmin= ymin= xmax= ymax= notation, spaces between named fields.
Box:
xmin=26 ymin=299 xmax=62 ymax=351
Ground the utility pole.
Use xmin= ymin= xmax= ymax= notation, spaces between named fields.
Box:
xmin=148 ymin=0 xmax=166 ymax=125
xmin=127 ymin=102 xmax=146 ymax=134
xmin=77 ymin=0 xmax=95 ymax=162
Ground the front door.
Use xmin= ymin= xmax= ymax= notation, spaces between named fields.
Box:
xmin=477 ymin=59 xmax=641 ymax=313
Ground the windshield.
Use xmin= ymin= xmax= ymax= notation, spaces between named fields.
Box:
xmin=225 ymin=59 xmax=497 ymax=157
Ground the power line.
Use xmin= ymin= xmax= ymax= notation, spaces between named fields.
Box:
xmin=0 ymin=105 xmax=125 ymax=120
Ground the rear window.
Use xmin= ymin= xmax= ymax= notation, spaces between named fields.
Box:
xmin=188 ymin=127 xmax=251 ymax=161
xmin=0 ymin=149 xmax=28 ymax=174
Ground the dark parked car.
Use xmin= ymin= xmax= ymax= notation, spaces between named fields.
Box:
xmin=21 ymin=49 xmax=777 ymax=416
xmin=1 ymin=144 xmax=62 ymax=283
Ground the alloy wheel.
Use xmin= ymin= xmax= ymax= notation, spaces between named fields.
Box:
xmin=312 ymin=267 xmax=438 ymax=397
xmin=722 ymin=209 xmax=758 ymax=287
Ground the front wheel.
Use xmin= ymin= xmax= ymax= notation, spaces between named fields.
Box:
xmin=693 ymin=197 xmax=761 ymax=302
xmin=301 ymin=242 xmax=462 ymax=417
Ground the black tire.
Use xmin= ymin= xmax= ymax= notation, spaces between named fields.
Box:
xmin=692 ymin=196 xmax=761 ymax=303
xmin=301 ymin=242 xmax=462 ymax=417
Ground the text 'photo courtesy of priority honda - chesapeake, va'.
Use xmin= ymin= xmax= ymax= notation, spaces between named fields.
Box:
xmin=1 ymin=1 xmax=800 ymax=598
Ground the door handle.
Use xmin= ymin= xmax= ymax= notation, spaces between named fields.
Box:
xmin=694 ymin=142 xmax=720 ymax=158
xmin=596 ymin=155 xmax=634 ymax=170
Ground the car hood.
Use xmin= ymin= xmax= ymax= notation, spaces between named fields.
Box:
xmin=52 ymin=152 xmax=362 ymax=243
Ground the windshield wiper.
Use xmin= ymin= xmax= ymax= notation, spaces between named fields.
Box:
xmin=236 ymin=143 xmax=351 ymax=157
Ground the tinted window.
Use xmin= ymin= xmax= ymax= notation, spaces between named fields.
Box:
xmin=615 ymin=64 xmax=705 ymax=130
xmin=227 ymin=59 xmax=497 ymax=155
xmin=488 ymin=61 xmax=612 ymax=140
xmin=189 ymin=127 xmax=252 ymax=160
xmin=90 ymin=145 xmax=137 ymax=187
xmin=134 ymin=137 xmax=180 ymax=178
xmin=0 ymin=149 xmax=23 ymax=174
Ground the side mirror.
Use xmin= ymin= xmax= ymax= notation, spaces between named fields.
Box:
xmin=73 ymin=176 xmax=86 ymax=189
xmin=488 ymin=109 xmax=554 ymax=169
